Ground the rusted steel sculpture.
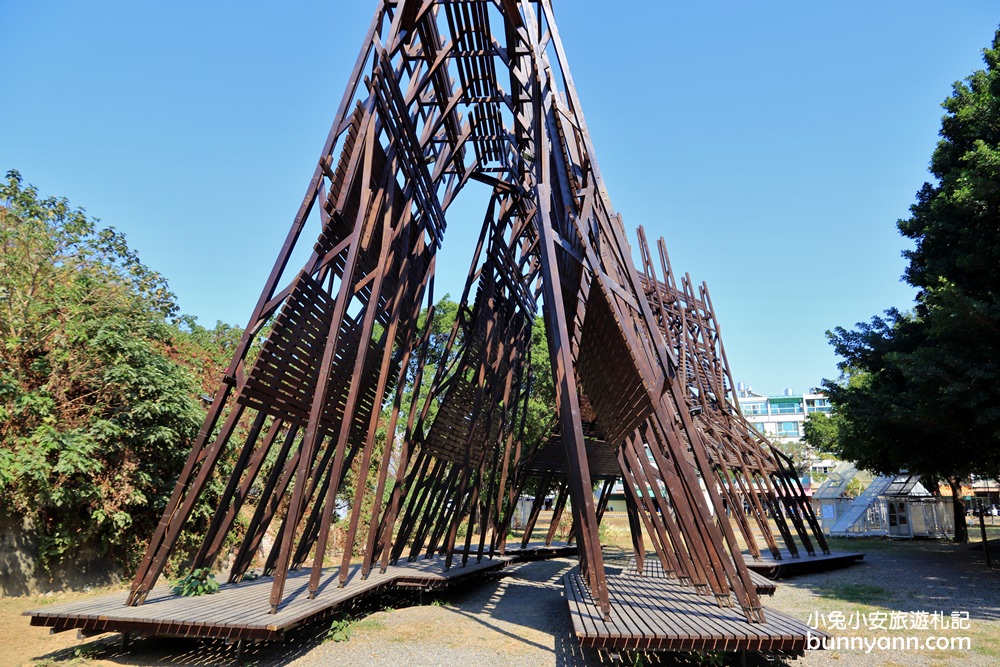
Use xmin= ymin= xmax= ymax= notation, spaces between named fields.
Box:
xmin=127 ymin=0 xmax=821 ymax=627
xmin=634 ymin=228 xmax=829 ymax=564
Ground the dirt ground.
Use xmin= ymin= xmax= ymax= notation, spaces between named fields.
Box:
xmin=4 ymin=524 xmax=1000 ymax=667
xmin=1 ymin=559 xmax=594 ymax=667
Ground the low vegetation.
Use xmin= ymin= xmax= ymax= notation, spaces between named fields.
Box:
xmin=0 ymin=170 xmax=240 ymax=576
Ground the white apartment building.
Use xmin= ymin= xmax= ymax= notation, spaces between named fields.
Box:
xmin=734 ymin=384 xmax=831 ymax=442
xmin=735 ymin=384 xmax=837 ymax=487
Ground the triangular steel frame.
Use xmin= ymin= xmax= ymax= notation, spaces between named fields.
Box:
xmin=126 ymin=0 xmax=826 ymax=624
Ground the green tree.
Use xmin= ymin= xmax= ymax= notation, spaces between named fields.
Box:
xmin=524 ymin=313 xmax=555 ymax=448
xmin=771 ymin=437 xmax=816 ymax=477
xmin=824 ymin=30 xmax=1000 ymax=542
xmin=802 ymin=412 xmax=842 ymax=456
xmin=0 ymin=171 xmax=212 ymax=571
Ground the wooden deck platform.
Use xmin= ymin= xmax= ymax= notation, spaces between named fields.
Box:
xmin=621 ymin=559 xmax=777 ymax=596
xmin=564 ymin=573 xmax=822 ymax=653
xmin=26 ymin=556 xmax=508 ymax=642
xmin=744 ymin=550 xmax=864 ymax=579
xmin=501 ymin=541 xmax=578 ymax=561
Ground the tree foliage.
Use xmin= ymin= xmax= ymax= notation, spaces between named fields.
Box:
xmin=0 ymin=171 xmax=233 ymax=571
xmin=823 ymin=31 xmax=1000 ymax=541
xmin=801 ymin=412 xmax=842 ymax=458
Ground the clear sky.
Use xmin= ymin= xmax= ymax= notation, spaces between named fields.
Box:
xmin=3 ymin=2 xmax=999 ymax=397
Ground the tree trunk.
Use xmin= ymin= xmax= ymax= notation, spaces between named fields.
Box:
xmin=948 ymin=476 xmax=968 ymax=544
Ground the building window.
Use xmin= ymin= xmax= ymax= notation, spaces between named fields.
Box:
xmin=806 ymin=398 xmax=831 ymax=413
xmin=754 ymin=423 xmax=766 ymax=434
xmin=742 ymin=403 xmax=767 ymax=416
xmin=777 ymin=422 xmax=799 ymax=437
xmin=770 ymin=401 xmax=803 ymax=415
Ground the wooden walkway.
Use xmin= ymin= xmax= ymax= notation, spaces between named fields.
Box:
xmin=621 ymin=559 xmax=777 ymax=596
xmin=564 ymin=573 xmax=822 ymax=652
xmin=26 ymin=556 xmax=508 ymax=642
xmin=501 ymin=541 xmax=578 ymax=561
xmin=744 ymin=550 xmax=864 ymax=579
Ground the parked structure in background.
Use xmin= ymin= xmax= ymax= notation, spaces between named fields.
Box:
xmin=970 ymin=478 xmax=1000 ymax=509
xmin=811 ymin=462 xmax=871 ymax=532
xmin=822 ymin=473 xmax=954 ymax=538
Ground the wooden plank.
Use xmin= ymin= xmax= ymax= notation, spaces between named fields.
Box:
xmin=563 ymin=573 xmax=821 ymax=652
xmin=26 ymin=556 xmax=518 ymax=643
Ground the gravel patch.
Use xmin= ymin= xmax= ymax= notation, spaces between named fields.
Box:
xmin=764 ymin=538 xmax=1000 ymax=667
xmin=281 ymin=557 xmax=603 ymax=667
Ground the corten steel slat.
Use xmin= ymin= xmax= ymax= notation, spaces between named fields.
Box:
xmin=442 ymin=470 xmax=478 ymax=568
xmin=312 ymin=170 xmax=406 ymax=593
xmin=616 ymin=445 xmax=681 ymax=582
xmin=475 ymin=303 xmax=529 ymax=561
xmin=291 ymin=436 xmax=363 ymax=569
xmin=738 ymin=469 xmax=783 ymax=560
xmin=412 ymin=462 xmax=458 ymax=560
xmin=533 ymin=185 xmax=608 ymax=615
xmin=296 ymin=95 xmax=422 ymax=584
xmin=482 ymin=382 xmax=517 ymax=558
xmin=439 ymin=270 xmax=501 ymax=568
xmin=359 ymin=254 xmax=435 ymax=578
xmin=368 ymin=273 xmax=439 ymax=562
xmin=520 ymin=473 xmax=552 ymax=549
xmin=417 ymin=214 xmax=534 ymax=558
xmin=128 ymin=2 xmax=390 ymax=601
xmin=653 ymin=397 xmax=764 ymax=622
xmin=642 ymin=229 xmax=828 ymax=566
xmin=386 ymin=448 xmax=432 ymax=565
xmin=543 ymin=480 xmax=569 ymax=547
xmin=618 ymin=440 xmax=678 ymax=577
xmin=627 ymin=434 xmax=706 ymax=586
xmin=371 ymin=376 xmax=429 ymax=563
xmin=708 ymin=443 xmax=763 ymax=561
xmin=411 ymin=460 xmax=462 ymax=560
xmin=724 ymin=462 xmax=771 ymax=560
xmin=629 ymin=427 xmax=707 ymax=588
xmin=761 ymin=472 xmax=800 ymax=560
xmin=744 ymin=460 xmax=792 ymax=556
xmin=623 ymin=493 xmax=646 ymax=576
xmin=771 ymin=444 xmax=830 ymax=554
xmin=494 ymin=462 xmax=527 ymax=555
xmin=392 ymin=451 xmax=440 ymax=563
xmin=632 ymin=423 xmax=711 ymax=591
xmin=463 ymin=468 xmax=491 ymax=565
xmin=192 ymin=410 xmax=269 ymax=570
xmin=463 ymin=478 xmax=484 ymax=566
xmin=230 ymin=426 xmax=301 ymax=580
xmin=129 ymin=400 xmax=248 ymax=605
xmin=644 ymin=415 xmax=736 ymax=600
xmin=426 ymin=467 xmax=473 ymax=561
xmin=768 ymin=453 xmax=816 ymax=557
xmin=201 ymin=417 xmax=287 ymax=575
xmin=269 ymin=179 xmax=370 ymax=613
xmin=262 ymin=462 xmax=317 ymax=575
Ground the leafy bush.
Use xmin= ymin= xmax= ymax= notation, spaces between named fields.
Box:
xmin=170 ymin=567 xmax=220 ymax=596
xmin=325 ymin=618 xmax=353 ymax=642
xmin=0 ymin=171 xmax=237 ymax=575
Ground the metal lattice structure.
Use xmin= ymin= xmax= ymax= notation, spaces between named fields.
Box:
xmin=126 ymin=0 xmax=827 ymax=627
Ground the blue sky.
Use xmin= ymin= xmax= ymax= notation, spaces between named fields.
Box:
xmin=3 ymin=2 xmax=999 ymax=397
